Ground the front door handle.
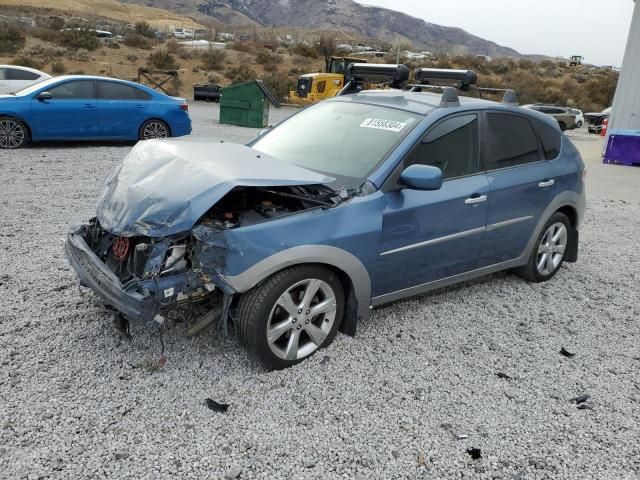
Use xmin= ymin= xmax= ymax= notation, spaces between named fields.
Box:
xmin=538 ymin=179 xmax=555 ymax=188
xmin=82 ymin=104 xmax=96 ymax=109
xmin=465 ymin=194 xmax=487 ymax=205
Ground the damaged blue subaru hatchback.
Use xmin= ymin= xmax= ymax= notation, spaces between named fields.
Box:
xmin=66 ymin=88 xmax=586 ymax=369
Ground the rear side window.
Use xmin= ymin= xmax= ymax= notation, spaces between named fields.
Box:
xmin=484 ymin=113 xmax=541 ymax=170
xmin=405 ymin=114 xmax=480 ymax=179
xmin=48 ymin=80 xmax=95 ymax=99
xmin=532 ymin=118 xmax=562 ymax=159
xmin=7 ymin=68 xmax=40 ymax=81
xmin=0 ymin=69 xmax=6 ymax=80
xmin=99 ymin=81 xmax=151 ymax=100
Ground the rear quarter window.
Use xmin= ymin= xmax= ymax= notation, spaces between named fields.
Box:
xmin=484 ymin=113 xmax=541 ymax=170
xmin=532 ymin=118 xmax=562 ymax=159
xmin=7 ymin=69 xmax=40 ymax=81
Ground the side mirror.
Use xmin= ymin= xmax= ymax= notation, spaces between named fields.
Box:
xmin=399 ymin=164 xmax=443 ymax=191
xmin=36 ymin=91 xmax=53 ymax=101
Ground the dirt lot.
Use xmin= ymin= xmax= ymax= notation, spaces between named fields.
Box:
xmin=0 ymin=104 xmax=639 ymax=480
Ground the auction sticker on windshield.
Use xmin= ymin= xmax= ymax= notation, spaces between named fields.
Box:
xmin=360 ymin=118 xmax=407 ymax=132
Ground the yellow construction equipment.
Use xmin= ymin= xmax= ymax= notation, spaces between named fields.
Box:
xmin=289 ymin=56 xmax=367 ymax=104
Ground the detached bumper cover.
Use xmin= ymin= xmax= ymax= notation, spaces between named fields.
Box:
xmin=65 ymin=228 xmax=157 ymax=322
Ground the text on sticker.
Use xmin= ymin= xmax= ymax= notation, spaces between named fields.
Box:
xmin=360 ymin=118 xmax=407 ymax=132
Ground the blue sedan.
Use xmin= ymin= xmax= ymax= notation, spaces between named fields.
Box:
xmin=0 ymin=75 xmax=191 ymax=148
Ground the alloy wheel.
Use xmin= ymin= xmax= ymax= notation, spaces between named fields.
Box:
xmin=266 ymin=278 xmax=337 ymax=361
xmin=0 ymin=119 xmax=25 ymax=149
xmin=536 ymin=222 xmax=568 ymax=276
xmin=142 ymin=121 xmax=168 ymax=140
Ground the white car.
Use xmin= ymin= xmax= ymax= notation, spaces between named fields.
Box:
xmin=569 ymin=109 xmax=585 ymax=128
xmin=0 ymin=66 xmax=51 ymax=95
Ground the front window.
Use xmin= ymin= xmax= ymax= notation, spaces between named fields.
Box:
xmin=252 ymin=101 xmax=421 ymax=189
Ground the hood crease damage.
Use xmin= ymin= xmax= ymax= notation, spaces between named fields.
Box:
xmin=96 ymin=138 xmax=335 ymax=237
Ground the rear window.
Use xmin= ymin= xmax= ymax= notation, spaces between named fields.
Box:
xmin=532 ymin=118 xmax=562 ymax=159
xmin=484 ymin=113 xmax=541 ymax=170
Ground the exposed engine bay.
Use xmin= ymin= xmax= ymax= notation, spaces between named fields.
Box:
xmin=75 ymin=185 xmax=339 ymax=316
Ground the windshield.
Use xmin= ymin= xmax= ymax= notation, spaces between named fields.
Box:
xmin=252 ymin=101 xmax=421 ymax=189
xmin=15 ymin=77 xmax=64 ymax=96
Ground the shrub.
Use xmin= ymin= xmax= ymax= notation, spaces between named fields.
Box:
xmin=57 ymin=29 xmax=98 ymax=51
xmin=51 ymin=61 xmax=67 ymax=74
xmin=135 ymin=21 xmax=156 ymax=38
xmin=200 ymin=48 xmax=227 ymax=70
xmin=291 ymin=43 xmax=318 ymax=58
xmin=31 ymin=27 xmax=62 ymax=43
xmin=126 ymin=54 xmax=138 ymax=62
xmin=207 ymin=73 xmax=222 ymax=84
xmin=315 ymin=34 xmax=336 ymax=58
xmin=229 ymin=41 xmax=257 ymax=54
xmin=65 ymin=48 xmax=90 ymax=62
xmin=148 ymin=49 xmax=179 ymax=70
xmin=0 ymin=23 xmax=26 ymax=54
xmin=24 ymin=46 xmax=65 ymax=64
xmin=165 ymin=39 xmax=180 ymax=53
xmin=12 ymin=56 xmax=43 ymax=69
xmin=261 ymin=73 xmax=293 ymax=102
xmin=124 ymin=33 xmax=153 ymax=49
xmin=255 ymin=49 xmax=281 ymax=65
xmin=225 ymin=65 xmax=257 ymax=84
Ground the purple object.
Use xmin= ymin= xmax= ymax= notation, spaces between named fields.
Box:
xmin=604 ymin=129 xmax=640 ymax=166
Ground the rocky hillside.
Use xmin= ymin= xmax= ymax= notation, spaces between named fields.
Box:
xmin=125 ymin=0 xmax=522 ymax=58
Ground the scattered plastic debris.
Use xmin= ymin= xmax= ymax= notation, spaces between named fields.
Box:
xmin=560 ymin=347 xmax=576 ymax=358
xmin=455 ymin=434 xmax=468 ymax=440
xmin=570 ymin=394 xmax=590 ymax=404
xmin=577 ymin=403 xmax=594 ymax=410
xmin=496 ymin=372 xmax=512 ymax=380
xmin=320 ymin=356 xmax=330 ymax=365
xmin=417 ymin=450 xmax=426 ymax=466
xmin=467 ymin=447 xmax=482 ymax=460
xmin=205 ymin=398 xmax=229 ymax=412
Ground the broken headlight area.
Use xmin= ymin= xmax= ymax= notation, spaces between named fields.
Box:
xmin=73 ymin=218 xmax=217 ymax=314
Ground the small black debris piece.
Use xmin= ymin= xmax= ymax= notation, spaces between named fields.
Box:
xmin=320 ymin=356 xmax=330 ymax=365
xmin=205 ymin=398 xmax=229 ymax=413
xmin=396 ymin=333 xmax=402 ymax=338
xmin=496 ymin=372 xmax=512 ymax=380
xmin=113 ymin=313 xmax=132 ymax=342
xmin=569 ymin=394 xmax=590 ymax=405
xmin=577 ymin=403 xmax=594 ymax=410
xmin=467 ymin=448 xmax=482 ymax=460
xmin=560 ymin=347 xmax=576 ymax=358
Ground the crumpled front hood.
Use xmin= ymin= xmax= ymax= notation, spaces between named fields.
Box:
xmin=96 ymin=138 xmax=334 ymax=237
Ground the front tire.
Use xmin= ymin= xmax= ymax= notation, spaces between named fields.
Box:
xmin=237 ymin=265 xmax=345 ymax=370
xmin=516 ymin=212 xmax=571 ymax=283
xmin=0 ymin=117 xmax=28 ymax=149
xmin=558 ymin=121 xmax=567 ymax=132
xmin=139 ymin=119 xmax=170 ymax=140
xmin=577 ymin=121 xmax=583 ymax=128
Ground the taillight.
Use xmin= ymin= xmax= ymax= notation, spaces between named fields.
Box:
xmin=179 ymin=103 xmax=189 ymax=112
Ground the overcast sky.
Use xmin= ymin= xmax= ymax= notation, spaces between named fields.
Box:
xmin=359 ymin=0 xmax=635 ymax=66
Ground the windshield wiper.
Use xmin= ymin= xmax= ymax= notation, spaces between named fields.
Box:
xmin=258 ymin=187 xmax=335 ymax=207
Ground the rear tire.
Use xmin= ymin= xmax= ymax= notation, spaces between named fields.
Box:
xmin=516 ymin=212 xmax=571 ymax=283
xmin=558 ymin=121 xmax=567 ymax=132
xmin=576 ymin=121 xmax=583 ymax=128
xmin=237 ymin=265 xmax=344 ymax=370
xmin=139 ymin=119 xmax=170 ymax=140
xmin=0 ymin=117 xmax=28 ymax=149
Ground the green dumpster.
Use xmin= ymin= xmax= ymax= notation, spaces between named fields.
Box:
xmin=219 ymin=80 xmax=281 ymax=128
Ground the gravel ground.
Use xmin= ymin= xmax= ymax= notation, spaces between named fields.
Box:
xmin=1 ymin=104 xmax=639 ymax=480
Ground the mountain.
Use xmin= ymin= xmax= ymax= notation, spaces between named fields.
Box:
xmin=123 ymin=0 xmax=522 ymax=58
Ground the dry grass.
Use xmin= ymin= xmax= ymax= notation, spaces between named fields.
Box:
xmin=0 ymin=0 xmax=203 ymax=29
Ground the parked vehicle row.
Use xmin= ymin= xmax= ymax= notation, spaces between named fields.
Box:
xmin=0 ymin=75 xmax=191 ymax=148
xmin=585 ymin=107 xmax=612 ymax=134
xmin=522 ymin=104 xmax=582 ymax=131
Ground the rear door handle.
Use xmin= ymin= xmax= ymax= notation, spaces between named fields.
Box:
xmin=135 ymin=104 xmax=146 ymax=109
xmin=465 ymin=195 xmax=487 ymax=205
xmin=82 ymin=104 xmax=96 ymax=109
xmin=538 ymin=179 xmax=555 ymax=188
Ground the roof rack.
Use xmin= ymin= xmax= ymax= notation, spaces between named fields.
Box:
xmin=414 ymin=68 xmax=478 ymax=92
xmin=337 ymin=63 xmax=410 ymax=96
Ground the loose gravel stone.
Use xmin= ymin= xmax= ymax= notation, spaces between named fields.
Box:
xmin=0 ymin=105 xmax=638 ymax=480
